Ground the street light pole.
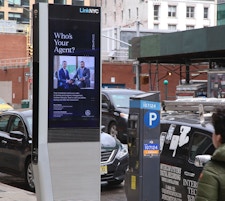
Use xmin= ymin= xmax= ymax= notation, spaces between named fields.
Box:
xmin=164 ymin=80 xmax=168 ymax=100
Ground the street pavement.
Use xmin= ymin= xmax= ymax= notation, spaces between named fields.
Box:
xmin=0 ymin=181 xmax=127 ymax=201
xmin=0 ymin=182 xmax=36 ymax=201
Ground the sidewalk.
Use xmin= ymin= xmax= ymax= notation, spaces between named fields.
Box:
xmin=0 ymin=183 xmax=36 ymax=201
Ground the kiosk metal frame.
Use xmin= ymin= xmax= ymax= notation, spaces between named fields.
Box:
xmin=32 ymin=3 xmax=101 ymax=201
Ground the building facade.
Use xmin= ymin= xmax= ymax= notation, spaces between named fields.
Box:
xmin=0 ymin=0 xmax=217 ymax=107
xmin=94 ymin=0 xmax=216 ymax=62
xmin=95 ymin=0 xmax=216 ymax=31
xmin=148 ymin=0 xmax=216 ymax=31
xmin=0 ymin=0 xmax=88 ymax=29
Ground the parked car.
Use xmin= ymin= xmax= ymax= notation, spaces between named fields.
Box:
xmin=160 ymin=100 xmax=216 ymax=201
xmin=0 ymin=97 xmax=13 ymax=112
xmin=101 ymin=127 xmax=128 ymax=185
xmin=102 ymin=88 xmax=145 ymax=143
xmin=0 ymin=109 xmax=128 ymax=191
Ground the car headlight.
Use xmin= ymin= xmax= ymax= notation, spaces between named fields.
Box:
xmin=120 ymin=112 xmax=128 ymax=120
xmin=116 ymin=144 xmax=128 ymax=159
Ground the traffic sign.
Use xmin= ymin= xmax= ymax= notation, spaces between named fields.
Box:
xmin=144 ymin=110 xmax=160 ymax=128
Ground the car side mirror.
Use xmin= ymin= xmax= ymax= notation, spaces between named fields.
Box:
xmin=194 ymin=154 xmax=211 ymax=167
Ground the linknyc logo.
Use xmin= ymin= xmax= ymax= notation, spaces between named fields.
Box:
xmin=79 ymin=7 xmax=99 ymax=14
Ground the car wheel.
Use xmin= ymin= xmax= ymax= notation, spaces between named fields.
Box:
xmin=25 ymin=159 xmax=35 ymax=192
xmin=108 ymin=180 xmax=124 ymax=185
xmin=109 ymin=122 xmax=118 ymax=138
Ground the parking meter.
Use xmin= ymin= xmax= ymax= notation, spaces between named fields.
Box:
xmin=125 ymin=92 xmax=161 ymax=201
xmin=32 ymin=3 xmax=101 ymax=201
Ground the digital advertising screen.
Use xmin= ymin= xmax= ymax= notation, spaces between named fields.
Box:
xmin=48 ymin=5 xmax=101 ymax=129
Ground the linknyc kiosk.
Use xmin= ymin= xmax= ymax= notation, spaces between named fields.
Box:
xmin=125 ymin=92 xmax=161 ymax=201
xmin=32 ymin=3 xmax=101 ymax=201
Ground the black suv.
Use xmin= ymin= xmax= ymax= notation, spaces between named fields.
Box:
xmin=160 ymin=99 xmax=216 ymax=201
xmin=0 ymin=109 xmax=128 ymax=191
xmin=102 ymin=88 xmax=145 ymax=143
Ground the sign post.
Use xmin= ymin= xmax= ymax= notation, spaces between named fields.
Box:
xmin=32 ymin=3 xmax=101 ymax=201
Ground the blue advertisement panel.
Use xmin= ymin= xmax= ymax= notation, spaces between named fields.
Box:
xmin=48 ymin=5 xmax=101 ymax=130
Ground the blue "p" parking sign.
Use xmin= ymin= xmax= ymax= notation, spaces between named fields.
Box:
xmin=144 ymin=110 xmax=160 ymax=128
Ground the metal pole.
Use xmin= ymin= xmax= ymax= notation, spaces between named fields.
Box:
xmin=186 ymin=63 xmax=190 ymax=84
xmin=133 ymin=60 xmax=141 ymax=90
xmin=164 ymin=80 xmax=168 ymax=100
xmin=29 ymin=10 xmax=33 ymax=108
xmin=136 ymin=21 xmax=140 ymax=37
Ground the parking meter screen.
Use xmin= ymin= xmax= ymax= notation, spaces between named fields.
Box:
xmin=48 ymin=5 xmax=100 ymax=129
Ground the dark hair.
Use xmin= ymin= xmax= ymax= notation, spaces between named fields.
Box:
xmin=212 ymin=108 xmax=225 ymax=143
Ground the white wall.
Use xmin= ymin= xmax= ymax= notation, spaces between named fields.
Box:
xmin=0 ymin=81 xmax=12 ymax=104
xmin=148 ymin=0 xmax=216 ymax=31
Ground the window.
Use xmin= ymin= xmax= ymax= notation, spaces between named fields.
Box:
xmin=186 ymin=6 xmax=194 ymax=18
xmin=121 ymin=10 xmax=123 ymax=21
xmin=102 ymin=94 xmax=110 ymax=108
xmin=154 ymin=5 xmax=159 ymax=20
xmin=21 ymin=0 xmax=29 ymax=6
xmin=0 ymin=12 xmax=4 ymax=19
xmin=0 ymin=115 xmax=10 ymax=132
xmin=72 ymin=0 xmax=83 ymax=5
xmin=114 ymin=11 xmax=116 ymax=22
xmin=8 ymin=0 xmax=21 ymax=6
xmin=168 ymin=5 xmax=176 ymax=17
xmin=0 ymin=0 xmax=4 ymax=6
xmin=8 ymin=12 xmax=22 ymax=22
xmin=104 ymin=13 xmax=107 ymax=25
xmin=35 ymin=0 xmax=47 ymax=3
xmin=154 ymin=24 xmax=159 ymax=29
xmin=204 ymin=7 xmax=208 ymax=19
xmin=189 ymin=132 xmax=214 ymax=163
xmin=168 ymin=24 xmax=176 ymax=30
xmin=186 ymin=25 xmax=194 ymax=30
xmin=54 ymin=0 xmax=67 ymax=4
xmin=10 ymin=116 xmax=25 ymax=134
xmin=136 ymin=7 xmax=139 ymax=19
xmin=128 ymin=9 xmax=131 ymax=19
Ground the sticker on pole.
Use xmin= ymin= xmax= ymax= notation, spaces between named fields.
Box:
xmin=143 ymin=143 xmax=160 ymax=156
xmin=144 ymin=110 xmax=160 ymax=128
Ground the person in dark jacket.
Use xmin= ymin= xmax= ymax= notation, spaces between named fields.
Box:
xmin=195 ymin=108 xmax=225 ymax=201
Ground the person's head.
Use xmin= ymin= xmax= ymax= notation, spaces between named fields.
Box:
xmin=212 ymin=108 xmax=225 ymax=148
xmin=62 ymin=61 xmax=67 ymax=69
xmin=80 ymin=61 xmax=85 ymax=68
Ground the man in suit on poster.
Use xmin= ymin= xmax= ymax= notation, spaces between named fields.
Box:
xmin=72 ymin=61 xmax=90 ymax=88
xmin=58 ymin=60 xmax=73 ymax=89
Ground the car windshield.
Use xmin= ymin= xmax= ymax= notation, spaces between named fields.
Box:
xmin=111 ymin=93 xmax=139 ymax=108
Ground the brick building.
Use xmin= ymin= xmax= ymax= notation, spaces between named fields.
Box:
xmin=0 ymin=33 xmax=30 ymax=108
xmin=102 ymin=61 xmax=208 ymax=100
xmin=0 ymin=32 xmax=209 ymax=107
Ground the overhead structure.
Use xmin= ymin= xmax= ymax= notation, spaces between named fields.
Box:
xmin=129 ymin=25 xmax=225 ymax=66
xmin=129 ymin=25 xmax=225 ymax=90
